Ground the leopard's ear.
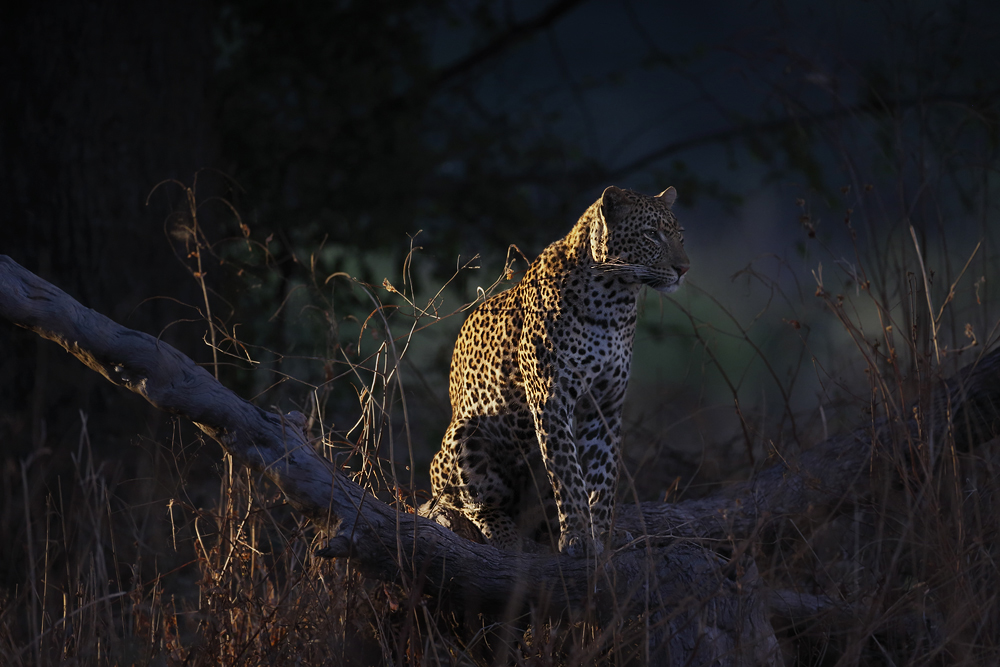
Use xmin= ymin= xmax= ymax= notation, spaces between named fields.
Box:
xmin=594 ymin=186 xmax=627 ymax=263
xmin=601 ymin=185 xmax=629 ymax=226
xmin=656 ymin=186 xmax=677 ymax=208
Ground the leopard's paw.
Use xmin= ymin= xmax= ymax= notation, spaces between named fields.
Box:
xmin=559 ymin=532 xmax=604 ymax=558
xmin=609 ymin=528 xmax=636 ymax=550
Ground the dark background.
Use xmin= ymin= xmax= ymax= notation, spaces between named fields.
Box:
xmin=2 ymin=0 xmax=999 ymax=587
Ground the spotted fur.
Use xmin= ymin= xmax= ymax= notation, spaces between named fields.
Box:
xmin=428 ymin=186 xmax=689 ymax=555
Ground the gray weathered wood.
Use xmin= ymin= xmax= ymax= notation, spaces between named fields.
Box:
xmin=5 ymin=254 xmax=999 ymax=664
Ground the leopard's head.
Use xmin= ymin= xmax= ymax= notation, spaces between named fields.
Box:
xmin=590 ymin=185 xmax=689 ymax=293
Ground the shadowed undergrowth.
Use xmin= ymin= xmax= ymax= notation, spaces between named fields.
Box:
xmin=2 ymin=136 xmax=1000 ymax=665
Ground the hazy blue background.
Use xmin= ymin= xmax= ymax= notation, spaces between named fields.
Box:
xmin=2 ymin=0 xmax=998 ymax=494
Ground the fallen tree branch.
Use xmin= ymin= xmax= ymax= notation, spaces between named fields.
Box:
xmin=4 ymin=255 xmax=999 ymax=664
xmin=0 ymin=254 xmax=783 ymax=665
xmin=620 ymin=345 xmax=1000 ymax=542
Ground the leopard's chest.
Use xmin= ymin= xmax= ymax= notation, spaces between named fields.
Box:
xmin=554 ymin=283 xmax=638 ymax=378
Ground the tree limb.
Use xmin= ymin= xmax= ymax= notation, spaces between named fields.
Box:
xmin=0 ymin=254 xmax=782 ymax=665
xmin=601 ymin=91 xmax=1000 ymax=184
xmin=5 ymin=254 xmax=999 ymax=663
xmin=431 ymin=0 xmax=590 ymax=91
xmin=619 ymin=345 xmax=1000 ymax=542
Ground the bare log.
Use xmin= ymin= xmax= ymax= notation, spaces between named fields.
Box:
xmin=0 ymin=255 xmax=784 ymax=666
xmin=6 ymin=253 xmax=998 ymax=663
xmin=621 ymin=347 xmax=1000 ymax=543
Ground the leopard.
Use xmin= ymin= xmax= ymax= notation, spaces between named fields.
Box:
xmin=427 ymin=185 xmax=689 ymax=556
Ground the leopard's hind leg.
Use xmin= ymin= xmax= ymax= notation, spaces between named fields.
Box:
xmin=432 ymin=419 xmax=524 ymax=550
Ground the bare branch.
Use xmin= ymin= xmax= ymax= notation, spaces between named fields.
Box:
xmin=4 ymin=253 xmax=999 ymax=664
xmin=0 ymin=254 xmax=786 ymax=666
xmin=430 ymin=0 xmax=591 ymax=90
xmin=602 ymin=91 xmax=1000 ymax=183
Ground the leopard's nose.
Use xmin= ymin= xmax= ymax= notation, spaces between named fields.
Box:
xmin=674 ymin=264 xmax=690 ymax=277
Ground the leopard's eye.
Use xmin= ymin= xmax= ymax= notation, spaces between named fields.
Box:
xmin=643 ymin=230 xmax=658 ymax=242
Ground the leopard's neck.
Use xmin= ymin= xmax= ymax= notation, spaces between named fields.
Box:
xmin=525 ymin=201 xmax=600 ymax=278
xmin=559 ymin=201 xmax=600 ymax=267
xmin=520 ymin=203 xmax=641 ymax=308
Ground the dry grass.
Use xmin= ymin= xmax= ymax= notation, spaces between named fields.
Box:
xmin=2 ymin=173 xmax=1000 ymax=666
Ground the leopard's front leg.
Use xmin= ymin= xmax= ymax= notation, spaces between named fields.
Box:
xmin=576 ymin=404 xmax=624 ymax=548
xmin=529 ymin=392 xmax=603 ymax=556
